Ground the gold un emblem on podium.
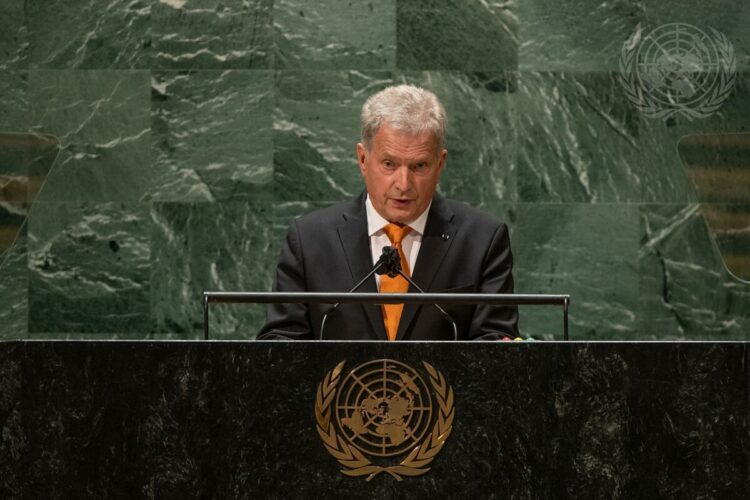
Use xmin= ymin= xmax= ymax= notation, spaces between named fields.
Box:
xmin=315 ymin=359 xmax=455 ymax=481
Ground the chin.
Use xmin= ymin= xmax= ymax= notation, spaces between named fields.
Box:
xmin=387 ymin=212 xmax=415 ymax=224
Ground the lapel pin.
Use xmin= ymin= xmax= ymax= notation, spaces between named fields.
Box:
xmin=441 ymin=233 xmax=450 ymax=240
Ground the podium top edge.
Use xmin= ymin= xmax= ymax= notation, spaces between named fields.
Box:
xmin=202 ymin=291 xmax=570 ymax=306
xmin=2 ymin=339 xmax=748 ymax=345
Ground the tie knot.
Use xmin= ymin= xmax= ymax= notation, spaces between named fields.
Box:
xmin=383 ymin=223 xmax=411 ymax=245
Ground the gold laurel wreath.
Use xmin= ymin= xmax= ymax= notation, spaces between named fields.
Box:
xmin=314 ymin=360 xmax=455 ymax=482
xmin=618 ymin=24 xmax=736 ymax=120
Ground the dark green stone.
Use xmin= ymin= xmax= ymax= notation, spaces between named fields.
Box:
xmin=0 ymin=228 xmax=27 ymax=338
xmin=0 ymin=0 xmax=26 ymax=70
xmin=639 ymin=73 xmax=750 ymax=203
xmin=26 ymin=0 xmax=150 ymax=69
xmin=519 ymin=0 xmax=644 ymax=71
xmin=27 ymin=202 xmax=152 ymax=333
xmin=515 ymin=72 xmax=643 ymax=203
xmin=638 ymin=204 xmax=750 ymax=339
xmin=274 ymin=0 xmax=395 ymax=69
xmin=0 ymin=72 xmax=28 ymax=130
xmin=150 ymin=201 xmax=274 ymax=338
xmin=29 ymin=70 xmax=152 ymax=202
xmin=514 ymin=204 xmax=640 ymax=340
xmin=152 ymin=0 xmax=273 ymax=69
xmin=150 ymin=70 xmax=273 ymax=202
xmin=397 ymin=0 xmax=517 ymax=70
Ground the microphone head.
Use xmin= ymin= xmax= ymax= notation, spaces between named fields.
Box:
xmin=377 ymin=246 xmax=402 ymax=278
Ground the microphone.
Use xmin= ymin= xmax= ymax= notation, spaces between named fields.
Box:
xmin=379 ymin=247 xmax=460 ymax=341
xmin=380 ymin=247 xmax=525 ymax=342
xmin=380 ymin=246 xmax=401 ymax=278
xmin=319 ymin=246 xmax=396 ymax=340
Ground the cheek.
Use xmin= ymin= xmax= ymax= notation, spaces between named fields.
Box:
xmin=417 ymin=175 xmax=438 ymax=193
xmin=372 ymin=173 xmax=390 ymax=191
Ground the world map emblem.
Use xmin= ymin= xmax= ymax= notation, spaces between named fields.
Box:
xmin=315 ymin=359 xmax=454 ymax=481
xmin=618 ymin=23 xmax=736 ymax=120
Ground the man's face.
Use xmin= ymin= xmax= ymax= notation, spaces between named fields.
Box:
xmin=357 ymin=125 xmax=447 ymax=224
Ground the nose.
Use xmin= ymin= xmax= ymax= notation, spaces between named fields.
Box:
xmin=394 ymin=165 xmax=411 ymax=192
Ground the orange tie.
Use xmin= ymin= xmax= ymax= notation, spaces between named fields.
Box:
xmin=380 ymin=223 xmax=411 ymax=341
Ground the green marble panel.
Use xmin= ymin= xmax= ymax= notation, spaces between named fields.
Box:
xmin=29 ymin=70 xmax=152 ymax=202
xmin=396 ymin=0 xmax=517 ymax=71
xmin=644 ymin=0 xmax=750 ymax=70
xmin=150 ymin=201 xmax=274 ymax=339
xmin=0 ymin=0 xmax=27 ymax=70
xmin=152 ymin=0 xmax=273 ymax=69
xmin=513 ymin=204 xmax=640 ymax=340
xmin=27 ymin=202 xmax=152 ymax=333
xmin=150 ymin=70 xmax=273 ymax=202
xmin=0 ymin=226 xmax=27 ymax=339
xmin=0 ymin=72 xmax=28 ymax=130
xmin=515 ymin=72 xmax=643 ymax=203
xmin=401 ymin=72 xmax=518 ymax=204
xmin=274 ymin=0 xmax=395 ymax=69
xmin=519 ymin=0 xmax=645 ymax=72
xmin=639 ymin=73 xmax=750 ymax=203
xmin=274 ymin=70 xmax=392 ymax=202
xmin=638 ymin=204 xmax=750 ymax=339
xmin=515 ymin=72 xmax=750 ymax=204
xmin=26 ymin=0 xmax=150 ymax=69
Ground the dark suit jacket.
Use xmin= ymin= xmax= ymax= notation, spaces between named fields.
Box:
xmin=257 ymin=193 xmax=519 ymax=341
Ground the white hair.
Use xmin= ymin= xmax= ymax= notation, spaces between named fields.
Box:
xmin=360 ymin=84 xmax=447 ymax=151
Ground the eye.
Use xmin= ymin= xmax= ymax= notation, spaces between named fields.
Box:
xmin=412 ymin=162 xmax=429 ymax=172
xmin=383 ymin=160 xmax=396 ymax=169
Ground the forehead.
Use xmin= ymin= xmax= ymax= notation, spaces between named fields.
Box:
xmin=371 ymin=125 xmax=439 ymax=158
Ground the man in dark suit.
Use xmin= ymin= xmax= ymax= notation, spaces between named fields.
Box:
xmin=258 ymin=85 xmax=518 ymax=341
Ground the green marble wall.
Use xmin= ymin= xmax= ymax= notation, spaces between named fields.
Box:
xmin=1 ymin=0 xmax=748 ymax=340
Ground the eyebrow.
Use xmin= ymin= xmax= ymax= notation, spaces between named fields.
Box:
xmin=380 ymin=152 xmax=433 ymax=163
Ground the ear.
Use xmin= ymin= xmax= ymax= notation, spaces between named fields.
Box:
xmin=437 ymin=148 xmax=447 ymax=175
xmin=356 ymin=143 xmax=367 ymax=177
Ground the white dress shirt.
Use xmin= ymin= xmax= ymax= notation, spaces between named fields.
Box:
xmin=365 ymin=195 xmax=431 ymax=288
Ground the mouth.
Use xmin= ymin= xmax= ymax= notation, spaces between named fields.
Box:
xmin=389 ymin=198 xmax=414 ymax=208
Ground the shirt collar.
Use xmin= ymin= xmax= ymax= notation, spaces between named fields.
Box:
xmin=365 ymin=194 xmax=431 ymax=237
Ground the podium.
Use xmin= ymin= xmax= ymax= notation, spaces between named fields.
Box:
xmin=0 ymin=340 xmax=746 ymax=498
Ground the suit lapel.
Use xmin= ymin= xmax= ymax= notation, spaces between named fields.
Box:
xmin=337 ymin=194 xmax=388 ymax=340
xmin=396 ymin=195 xmax=457 ymax=340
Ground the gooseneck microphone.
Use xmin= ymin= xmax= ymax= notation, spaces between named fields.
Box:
xmin=319 ymin=246 xmax=396 ymax=340
xmin=380 ymin=247 xmax=460 ymax=341
xmin=319 ymin=246 xmax=459 ymax=340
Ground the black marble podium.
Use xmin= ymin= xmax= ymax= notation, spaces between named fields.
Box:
xmin=1 ymin=341 xmax=747 ymax=499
